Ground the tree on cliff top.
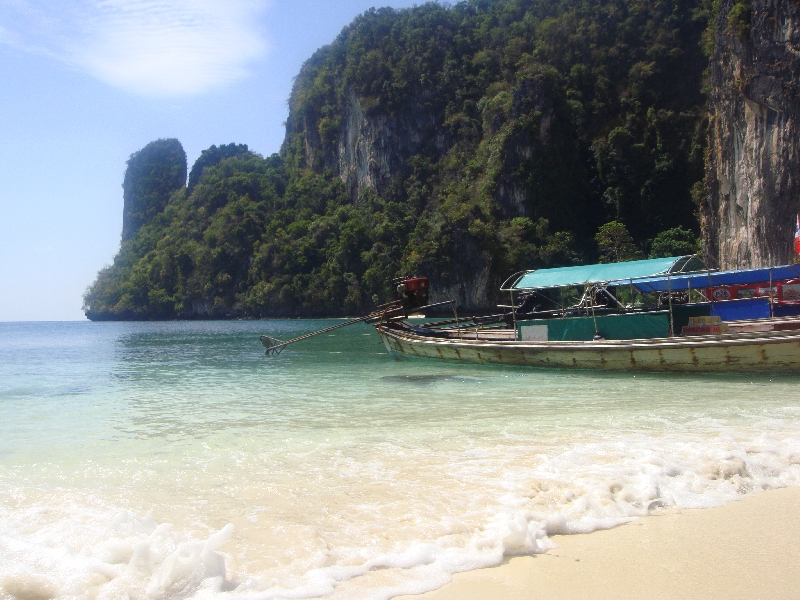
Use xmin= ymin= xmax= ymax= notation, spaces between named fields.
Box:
xmin=187 ymin=143 xmax=250 ymax=195
xmin=121 ymin=139 xmax=187 ymax=241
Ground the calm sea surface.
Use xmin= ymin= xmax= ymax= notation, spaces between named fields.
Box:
xmin=2 ymin=320 xmax=800 ymax=599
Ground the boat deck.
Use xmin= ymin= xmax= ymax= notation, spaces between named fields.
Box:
xmin=440 ymin=327 xmax=516 ymax=341
xmin=413 ymin=315 xmax=800 ymax=340
xmin=727 ymin=315 xmax=800 ymax=333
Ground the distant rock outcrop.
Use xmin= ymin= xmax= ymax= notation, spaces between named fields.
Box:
xmin=703 ymin=0 xmax=800 ymax=268
xmin=121 ymin=139 xmax=187 ymax=241
xmin=187 ymin=143 xmax=249 ymax=195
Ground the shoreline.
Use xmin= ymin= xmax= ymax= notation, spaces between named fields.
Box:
xmin=397 ymin=486 xmax=800 ymax=600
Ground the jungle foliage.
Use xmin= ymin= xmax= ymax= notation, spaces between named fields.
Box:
xmin=85 ymin=0 xmax=711 ymax=319
xmin=121 ymin=139 xmax=187 ymax=242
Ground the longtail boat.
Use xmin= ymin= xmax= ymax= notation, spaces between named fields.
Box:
xmin=373 ymin=258 xmax=800 ymax=373
xmin=375 ymin=319 xmax=800 ymax=372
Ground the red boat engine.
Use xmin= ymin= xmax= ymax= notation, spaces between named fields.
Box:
xmin=393 ymin=276 xmax=430 ymax=310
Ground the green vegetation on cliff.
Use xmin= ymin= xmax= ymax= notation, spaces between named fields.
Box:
xmin=85 ymin=0 xmax=710 ymax=320
xmin=121 ymin=139 xmax=187 ymax=242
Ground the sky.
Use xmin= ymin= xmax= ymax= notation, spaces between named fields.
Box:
xmin=0 ymin=0 xmax=421 ymax=321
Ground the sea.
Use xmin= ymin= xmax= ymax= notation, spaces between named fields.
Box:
xmin=2 ymin=320 xmax=800 ymax=600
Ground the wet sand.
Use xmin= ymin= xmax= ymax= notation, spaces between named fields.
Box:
xmin=398 ymin=486 xmax=800 ymax=600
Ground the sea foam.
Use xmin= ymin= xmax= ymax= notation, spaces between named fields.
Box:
xmin=2 ymin=428 xmax=799 ymax=600
xmin=0 ymin=506 xmax=234 ymax=600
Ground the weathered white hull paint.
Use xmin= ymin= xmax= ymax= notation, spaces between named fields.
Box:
xmin=376 ymin=326 xmax=800 ymax=372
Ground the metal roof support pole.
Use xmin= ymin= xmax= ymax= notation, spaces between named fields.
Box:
xmin=707 ymin=268 xmax=714 ymax=317
xmin=585 ymin=285 xmax=590 ymax=318
xmin=589 ymin=286 xmax=600 ymax=337
xmin=451 ymin=300 xmax=462 ymax=340
xmin=629 ymin=279 xmax=634 ymax=309
xmin=770 ymin=266 xmax=774 ymax=318
xmin=667 ymin=273 xmax=674 ymax=336
xmin=510 ymin=289 xmax=517 ymax=339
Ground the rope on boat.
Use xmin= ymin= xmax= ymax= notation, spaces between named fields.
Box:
xmin=259 ymin=299 xmax=458 ymax=356
xmin=260 ymin=311 xmax=390 ymax=356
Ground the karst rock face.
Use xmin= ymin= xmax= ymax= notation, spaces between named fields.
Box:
xmin=121 ymin=139 xmax=187 ymax=242
xmin=703 ymin=0 xmax=800 ymax=269
xmin=286 ymin=77 xmax=559 ymax=309
xmin=334 ymin=89 xmax=445 ymax=204
xmin=328 ymin=88 xmax=553 ymax=307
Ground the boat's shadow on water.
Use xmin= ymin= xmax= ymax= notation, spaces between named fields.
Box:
xmin=380 ymin=362 xmax=800 ymax=386
xmin=380 ymin=374 xmax=481 ymax=385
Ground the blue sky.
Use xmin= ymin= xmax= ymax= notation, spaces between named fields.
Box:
xmin=0 ymin=0 xmax=420 ymax=321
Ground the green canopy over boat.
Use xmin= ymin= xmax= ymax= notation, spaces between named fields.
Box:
xmin=508 ymin=255 xmax=702 ymax=290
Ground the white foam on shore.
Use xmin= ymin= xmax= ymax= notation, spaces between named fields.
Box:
xmin=0 ymin=504 xmax=234 ymax=600
xmin=2 ymin=428 xmax=799 ymax=600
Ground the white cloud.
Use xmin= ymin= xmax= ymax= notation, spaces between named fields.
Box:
xmin=0 ymin=0 xmax=268 ymax=96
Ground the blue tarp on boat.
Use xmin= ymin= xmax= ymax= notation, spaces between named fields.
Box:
xmin=710 ymin=298 xmax=772 ymax=321
xmin=611 ymin=265 xmax=800 ymax=292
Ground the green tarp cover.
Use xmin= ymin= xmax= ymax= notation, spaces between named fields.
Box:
xmin=512 ymin=256 xmax=686 ymax=290
xmin=517 ymin=312 xmax=671 ymax=341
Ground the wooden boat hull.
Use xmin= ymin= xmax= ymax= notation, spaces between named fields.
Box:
xmin=376 ymin=325 xmax=800 ymax=372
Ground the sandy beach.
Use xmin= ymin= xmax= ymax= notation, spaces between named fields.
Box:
xmin=398 ymin=486 xmax=800 ymax=600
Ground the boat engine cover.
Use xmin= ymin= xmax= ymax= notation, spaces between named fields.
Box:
xmin=393 ymin=276 xmax=430 ymax=309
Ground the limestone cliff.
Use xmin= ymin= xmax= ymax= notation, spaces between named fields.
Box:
xmin=333 ymin=90 xmax=444 ymax=202
xmin=86 ymin=0 xmax=715 ymax=320
xmin=326 ymin=85 xmax=566 ymax=306
xmin=704 ymin=0 xmax=800 ymax=268
xmin=121 ymin=139 xmax=187 ymax=242
xmin=281 ymin=1 xmax=708 ymax=311
xmin=324 ymin=85 xmax=555 ymax=308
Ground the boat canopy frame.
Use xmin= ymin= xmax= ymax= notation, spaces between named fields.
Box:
xmin=502 ymin=255 xmax=705 ymax=292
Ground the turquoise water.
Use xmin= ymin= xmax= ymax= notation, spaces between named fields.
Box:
xmin=2 ymin=320 xmax=800 ymax=599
